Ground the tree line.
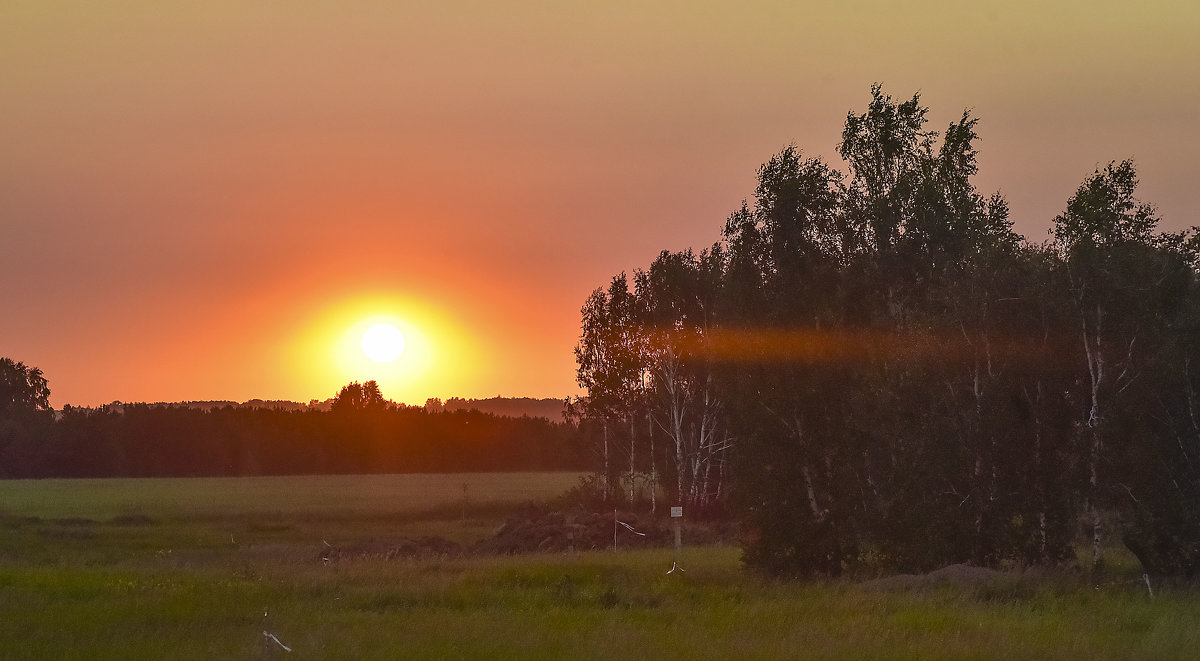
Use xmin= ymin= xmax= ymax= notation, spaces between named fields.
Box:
xmin=574 ymin=85 xmax=1200 ymax=578
xmin=0 ymin=376 xmax=586 ymax=478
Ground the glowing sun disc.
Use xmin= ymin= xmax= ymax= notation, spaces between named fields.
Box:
xmin=361 ymin=323 xmax=406 ymax=363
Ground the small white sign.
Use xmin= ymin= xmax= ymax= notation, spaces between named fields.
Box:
xmin=670 ymin=506 xmax=683 ymax=518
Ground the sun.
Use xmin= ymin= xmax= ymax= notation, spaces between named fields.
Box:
xmin=361 ymin=323 xmax=406 ymax=363
xmin=290 ymin=292 xmax=487 ymax=405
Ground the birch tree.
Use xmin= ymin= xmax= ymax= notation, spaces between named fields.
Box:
xmin=574 ymin=275 xmax=642 ymax=501
xmin=1051 ymin=160 xmax=1161 ymax=569
xmin=635 ymin=248 xmax=729 ymax=510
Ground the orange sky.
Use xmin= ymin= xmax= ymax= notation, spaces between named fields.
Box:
xmin=3 ymin=1 xmax=1198 ymax=407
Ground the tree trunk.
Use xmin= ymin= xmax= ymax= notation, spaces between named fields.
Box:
xmin=1032 ymin=381 xmax=1049 ymax=562
xmin=1088 ymin=426 xmax=1103 ymax=569
xmin=1082 ymin=306 xmax=1105 ymax=569
xmin=648 ymin=410 xmax=657 ymax=514
xmin=602 ymin=420 xmax=610 ymax=501
xmin=802 ymin=463 xmax=826 ymax=523
xmin=628 ymin=415 xmax=636 ymax=505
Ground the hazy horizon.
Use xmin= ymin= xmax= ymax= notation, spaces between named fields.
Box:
xmin=4 ymin=1 xmax=1197 ymax=407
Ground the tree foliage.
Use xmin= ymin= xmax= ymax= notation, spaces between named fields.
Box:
xmin=0 ymin=358 xmax=50 ymax=415
xmin=575 ymin=86 xmax=1200 ymax=578
xmin=331 ymin=380 xmax=388 ymax=414
xmin=573 ymin=253 xmax=732 ymax=512
xmin=0 ymin=358 xmax=54 ymax=477
xmin=1 ymin=380 xmax=586 ymax=478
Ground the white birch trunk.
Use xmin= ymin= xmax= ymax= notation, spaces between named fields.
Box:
xmin=1082 ymin=304 xmax=1105 ymax=568
xmin=628 ymin=415 xmax=636 ymax=505
xmin=602 ymin=420 xmax=610 ymax=501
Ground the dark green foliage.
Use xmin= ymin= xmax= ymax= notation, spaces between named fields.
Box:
xmin=575 ymin=85 xmax=1200 ymax=578
xmin=1047 ymin=162 xmax=1200 ymax=575
xmin=0 ymin=358 xmax=51 ymax=414
xmin=573 ymin=251 xmax=732 ymax=512
xmin=0 ymin=358 xmax=54 ymax=477
xmin=331 ymin=380 xmax=388 ymax=413
xmin=3 ymin=385 xmax=587 ymax=478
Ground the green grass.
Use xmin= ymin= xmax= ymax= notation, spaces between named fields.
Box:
xmin=2 ymin=474 xmax=1199 ymax=659
xmin=0 ymin=472 xmax=583 ymax=519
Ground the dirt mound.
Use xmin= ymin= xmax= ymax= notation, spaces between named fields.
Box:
xmin=322 ymin=536 xmax=464 ymax=562
xmin=475 ymin=506 xmax=735 ymax=554
xmin=319 ymin=507 xmax=734 ymax=562
xmin=859 ymin=563 xmax=1003 ymax=591
xmin=473 ymin=507 xmax=668 ymax=554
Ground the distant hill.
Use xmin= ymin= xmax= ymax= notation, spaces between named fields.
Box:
xmin=425 ymin=397 xmax=567 ymax=421
xmin=87 ymin=396 xmax=567 ymax=420
xmin=134 ymin=399 xmax=319 ymax=412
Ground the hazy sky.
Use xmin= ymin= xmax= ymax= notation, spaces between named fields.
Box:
xmin=3 ymin=1 xmax=1198 ymax=407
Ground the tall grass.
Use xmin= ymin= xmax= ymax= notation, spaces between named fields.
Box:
xmin=5 ymin=544 xmax=1199 ymax=660
xmin=3 ymin=474 xmax=1199 ymax=659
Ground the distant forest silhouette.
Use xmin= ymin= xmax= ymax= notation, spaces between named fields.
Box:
xmin=116 ymin=395 xmax=565 ymax=420
xmin=0 ymin=373 xmax=583 ymax=478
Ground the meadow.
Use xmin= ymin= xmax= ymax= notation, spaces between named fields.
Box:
xmin=2 ymin=473 xmax=1198 ymax=659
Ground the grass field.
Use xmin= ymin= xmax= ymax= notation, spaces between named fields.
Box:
xmin=0 ymin=472 xmax=585 ymax=520
xmin=2 ymin=473 xmax=1198 ymax=659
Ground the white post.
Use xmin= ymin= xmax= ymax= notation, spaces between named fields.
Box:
xmin=613 ymin=508 xmax=618 ymax=551
xmin=670 ymin=505 xmax=683 ymax=558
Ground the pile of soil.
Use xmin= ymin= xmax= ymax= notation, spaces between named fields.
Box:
xmin=859 ymin=563 xmax=1003 ymax=591
xmin=319 ymin=506 xmax=734 ymax=562
xmin=473 ymin=507 xmax=664 ymax=554
xmin=475 ymin=505 xmax=735 ymax=554
xmin=321 ymin=535 xmax=465 ymax=562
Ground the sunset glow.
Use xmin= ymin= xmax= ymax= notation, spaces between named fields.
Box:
xmin=2 ymin=2 xmax=1196 ymax=407
xmin=285 ymin=292 xmax=485 ymax=407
